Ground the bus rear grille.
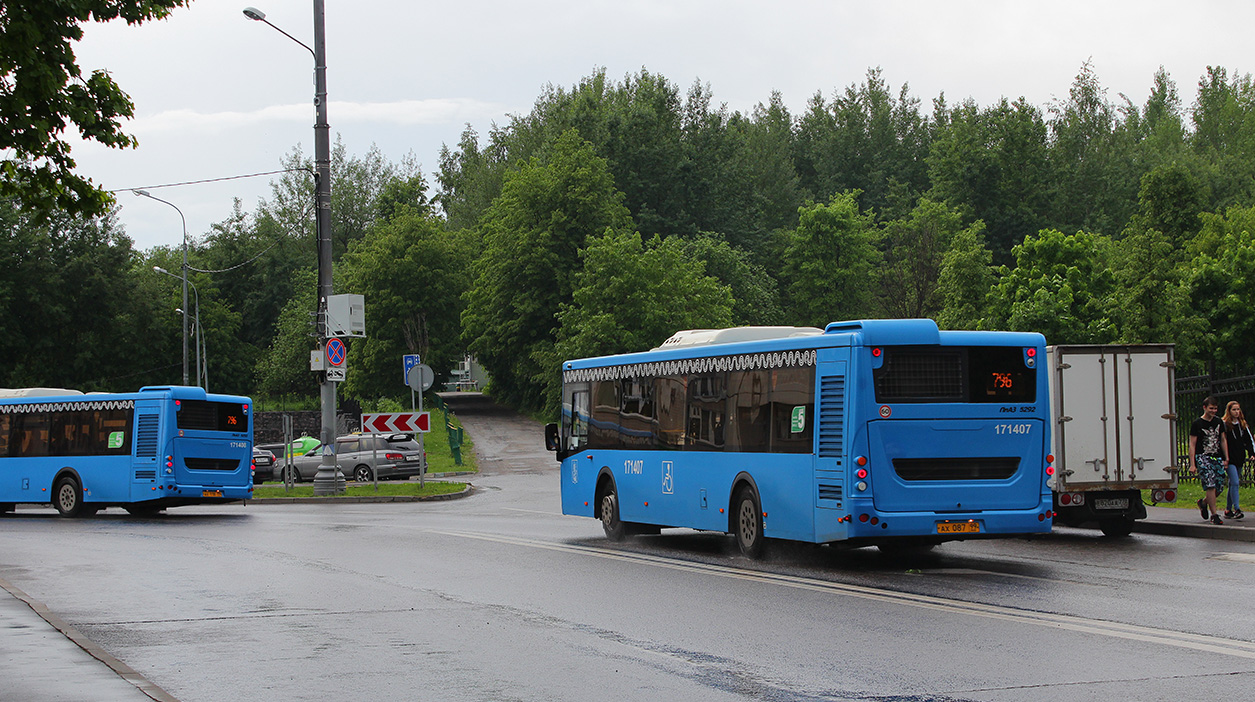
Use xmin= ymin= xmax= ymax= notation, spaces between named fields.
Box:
xmin=818 ymin=482 xmax=843 ymax=502
xmin=893 ymin=457 xmax=1019 ymax=481
xmin=184 ymin=458 xmax=240 ymax=471
xmin=136 ymin=415 xmax=159 ymax=457
xmin=875 ymin=351 xmax=963 ymax=401
xmin=134 ymin=470 xmax=157 ymax=481
xmin=818 ymin=375 xmax=845 ymax=459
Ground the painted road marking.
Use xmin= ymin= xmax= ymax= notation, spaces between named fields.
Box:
xmin=434 ymin=530 xmax=1255 ymax=661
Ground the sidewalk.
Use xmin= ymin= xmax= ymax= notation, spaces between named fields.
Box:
xmin=0 ymin=577 xmax=175 ymax=701
xmin=1134 ymin=504 xmax=1255 ymax=542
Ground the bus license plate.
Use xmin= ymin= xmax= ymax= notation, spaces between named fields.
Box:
xmin=1094 ymin=498 xmax=1129 ymax=510
xmin=202 ymin=489 xmax=223 ymax=498
xmin=937 ymin=521 xmax=980 ymax=534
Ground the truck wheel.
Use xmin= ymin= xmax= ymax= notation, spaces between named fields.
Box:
xmin=1099 ymin=519 xmax=1135 ymax=537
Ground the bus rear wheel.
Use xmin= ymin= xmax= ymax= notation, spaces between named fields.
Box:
xmin=598 ymin=483 xmax=627 ymax=542
xmin=734 ymin=487 xmax=766 ymax=559
xmin=53 ymin=476 xmax=85 ymax=518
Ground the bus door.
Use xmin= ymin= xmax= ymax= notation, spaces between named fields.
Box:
xmin=814 ymin=352 xmax=850 ymax=540
xmin=129 ymin=398 xmax=165 ymax=499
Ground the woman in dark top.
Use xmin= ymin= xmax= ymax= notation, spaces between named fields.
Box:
xmin=1221 ymin=401 xmax=1250 ymax=520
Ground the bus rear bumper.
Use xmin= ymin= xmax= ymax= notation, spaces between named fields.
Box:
xmin=818 ymin=508 xmax=1053 ymax=543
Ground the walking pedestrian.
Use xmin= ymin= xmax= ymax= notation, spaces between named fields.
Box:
xmin=1221 ymin=400 xmax=1249 ymax=520
xmin=1190 ymin=396 xmax=1229 ymax=524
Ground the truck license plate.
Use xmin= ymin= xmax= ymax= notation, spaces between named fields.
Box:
xmin=936 ymin=521 xmax=981 ymax=534
xmin=1094 ymin=498 xmax=1129 ymax=510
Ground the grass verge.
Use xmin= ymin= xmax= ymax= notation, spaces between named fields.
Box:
xmin=251 ymin=481 xmax=466 ymax=499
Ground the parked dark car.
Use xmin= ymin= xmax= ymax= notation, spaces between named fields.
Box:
xmin=283 ymin=433 xmax=426 ymax=483
xmin=252 ymin=447 xmax=276 ymax=484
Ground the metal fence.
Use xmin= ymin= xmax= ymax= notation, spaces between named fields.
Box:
xmin=1176 ymin=372 xmax=1255 ymax=487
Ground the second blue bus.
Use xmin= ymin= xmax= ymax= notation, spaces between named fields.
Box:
xmin=0 ymin=386 xmax=255 ymax=517
xmin=546 ymin=319 xmax=1054 ymax=556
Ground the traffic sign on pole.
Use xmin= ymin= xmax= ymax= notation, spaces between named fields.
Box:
xmin=402 ymin=354 xmax=420 ymax=385
xmin=361 ymin=412 xmax=431 ymax=433
xmin=326 ymin=338 xmax=346 ymax=367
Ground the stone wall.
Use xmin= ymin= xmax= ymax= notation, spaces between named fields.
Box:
xmin=254 ymin=411 xmax=358 ymax=445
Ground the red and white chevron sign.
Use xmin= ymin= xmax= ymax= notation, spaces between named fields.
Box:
xmin=361 ymin=412 xmax=430 ymax=433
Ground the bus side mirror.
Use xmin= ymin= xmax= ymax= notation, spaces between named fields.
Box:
xmin=544 ymin=423 xmax=559 ymax=451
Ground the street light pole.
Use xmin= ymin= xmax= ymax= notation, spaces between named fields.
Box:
xmin=154 ymin=266 xmax=206 ymax=390
xmin=134 ymin=190 xmax=189 ymax=386
xmin=245 ymin=2 xmax=343 ymax=494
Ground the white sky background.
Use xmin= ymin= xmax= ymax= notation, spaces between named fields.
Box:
xmin=67 ymin=0 xmax=1255 ymax=252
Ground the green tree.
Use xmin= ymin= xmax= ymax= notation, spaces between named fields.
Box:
xmin=1128 ymin=162 xmax=1208 ymax=250
xmin=337 ymin=212 xmax=475 ymax=402
xmin=877 ymin=198 xmax=971 ymax=319
xmin=1109 ymin=227 xmax=1195 ymax=345
xmin=927 ymin=97 xmax=1049 ymax=264
xmin=794 ymin=68 xmax=932 ymax=218
xmin=1047 ymin=61 xmax=1138 ymax=236
xmin=1178 ymin=207 xmax=1255 ymax=372
xmin=935 ymin=221 xmax=996 ymax=330
xmin=254 ymin=268 xmax=318 ymax=399
xmin=778 ymin=192 xmax=880 ymax=327
xmin=676 ymin=232 xmax=781 ymax=326
xmin=0 ymin=205 xmax=165 ymax=390
xmin=1 ymin=1 xmax=189 ymax=217
xmin=548 ymin=231 xmax=733 ymax=409
xmin=462 ymin=129 xmax=633 ymax=411
xmin=985 ymin=229 xmax=1117 ymax=344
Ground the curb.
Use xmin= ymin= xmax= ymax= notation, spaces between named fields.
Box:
xmin=1132 ymin=519 xmax=1255 ymax=543
xmin=244 ymin=483 xmax=474 ymax=505
xmin=0 ymin=577 xmax=178 ymax=702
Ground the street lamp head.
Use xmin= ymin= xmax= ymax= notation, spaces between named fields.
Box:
xmin=243 ymin=7 xmax=266 ymax=21
xmin=132 ymin=189 xmax=151 ymax=198
xmin=153 ymin=265 xmax=168 ymax=274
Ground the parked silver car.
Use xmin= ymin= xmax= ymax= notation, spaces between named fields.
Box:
xmin=280 ymin=433 xmax=426 ymax=483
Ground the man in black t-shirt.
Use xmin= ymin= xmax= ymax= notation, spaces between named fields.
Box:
xmin=1189 ymin=396 xmax=1229 ymax=525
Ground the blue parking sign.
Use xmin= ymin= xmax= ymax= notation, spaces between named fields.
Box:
xmin=403 ymin=354 xmax=420 ymax=385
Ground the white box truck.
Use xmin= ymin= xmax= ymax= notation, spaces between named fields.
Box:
xmin=1047 ymin=345 xmax=1179 ymax=536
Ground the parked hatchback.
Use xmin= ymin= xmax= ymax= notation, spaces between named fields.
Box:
xmin=284 ymin=433 xmax=426 ymax=483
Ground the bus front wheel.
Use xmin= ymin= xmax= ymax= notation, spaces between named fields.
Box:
xmin=597 ymin=483 xmax=627 ymax=542
xmin=53 ymin=476 xmax=85 ymax=518
xmin=734 ymin=487 xmax=766 ymax=559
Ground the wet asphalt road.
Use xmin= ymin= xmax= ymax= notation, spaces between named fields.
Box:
xmin=2 ymin=393 xmax=1255 ymax=701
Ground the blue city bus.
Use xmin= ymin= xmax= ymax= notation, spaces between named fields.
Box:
xmin=0 ymin=386 xmax=254 ymax=517
xmin=545 ymin=319 xmax=1054 ymax=556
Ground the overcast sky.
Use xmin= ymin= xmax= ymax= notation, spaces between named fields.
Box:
xmin=68 ymin=0 xmax=1255 ymax=252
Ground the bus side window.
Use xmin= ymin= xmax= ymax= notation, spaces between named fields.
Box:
xmin=0 ymin=415 xmax=10 ymax=457
xmin=569 ymin=391 xmax=589 ymax=451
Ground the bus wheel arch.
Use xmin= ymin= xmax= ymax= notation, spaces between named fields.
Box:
xmin=52 ymin=470 xmax=87 ymax=518
xmin=594 ymin=471 xmax=627 ymax=541
xmin=729 ymin=474 xmax=766 ymax=559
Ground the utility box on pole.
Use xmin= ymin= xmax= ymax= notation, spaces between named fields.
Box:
xmin=326 ymin=294 xmax=365 ymax=338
